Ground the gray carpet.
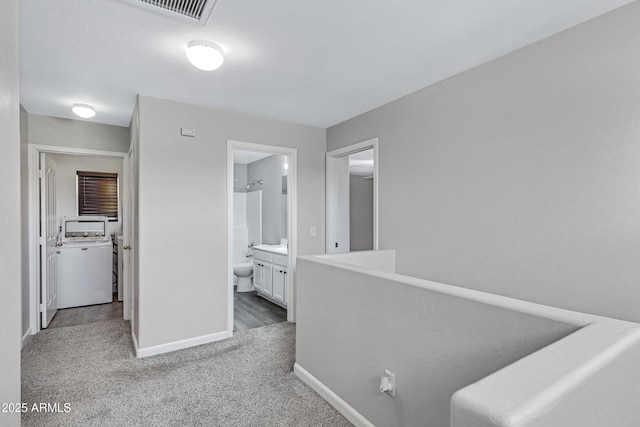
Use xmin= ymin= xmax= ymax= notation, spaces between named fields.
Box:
xmin=22 ymin=320 xmax=352 ymax=427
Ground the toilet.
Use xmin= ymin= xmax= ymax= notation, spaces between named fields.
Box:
xmin=234 ymin=261 xmax=254 ymax=292
xmin=233 ymin=223 xmax=254 ymax=292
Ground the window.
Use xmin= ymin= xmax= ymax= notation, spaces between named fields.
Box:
xmin=77 ymin=171 xmax=119 ymax=220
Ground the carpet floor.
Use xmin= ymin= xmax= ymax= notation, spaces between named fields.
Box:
xmin=22 ymin=320 xmax=352 ymax=427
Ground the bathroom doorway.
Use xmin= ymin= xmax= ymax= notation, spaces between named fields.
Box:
xmin=226 ymin=140 xmax=297 ymax=335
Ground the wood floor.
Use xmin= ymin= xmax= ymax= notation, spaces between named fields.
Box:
xmin=47 ymin=293 xmax=122 ymax=329
xmin=46 ymin=290 xmax=286 ymax=332
xmin=234 ymin=288 xmax=287 ymax=332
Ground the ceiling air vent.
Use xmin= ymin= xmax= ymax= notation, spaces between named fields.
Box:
xmin=127 ymin=0 xmax=218 ymax=26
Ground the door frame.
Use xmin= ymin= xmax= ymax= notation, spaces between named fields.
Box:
xmin=226 ymin=140 xmax=298 ymax=333
xmin=122 ymin=147 xmax=134 ymax=326
xmin=27 ymin=144 xmax=127 ymax=335
xmin=326 ymin=137 xmax=379 ymax=253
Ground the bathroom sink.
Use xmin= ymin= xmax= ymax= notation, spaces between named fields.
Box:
xmin=254 ymin=244 xmax=288 ymax=255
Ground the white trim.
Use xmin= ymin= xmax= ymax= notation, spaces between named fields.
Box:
xmin=21 ymin=328 xmax=33 ymax=349
xmin=227 ymin=140 xmax=298 ymax=328
xmin=135 ymin=330 xmax=232 ymax=358
xmin=294 ymin=363 xmax=375 ymax=427
xmin=131 ymin=329 xmax=140 ymax=355
xmin=326 ymin=138 xmax=379 ymax=253
xmin=28 ymin=144 xmax=127 ymax=335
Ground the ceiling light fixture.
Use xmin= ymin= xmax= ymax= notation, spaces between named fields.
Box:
xmin=72 ymin=103 xmax=96 ymax=119
xmin=186 ymin=40 xmax=224 ymax=71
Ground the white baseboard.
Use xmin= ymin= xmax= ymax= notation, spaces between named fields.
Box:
xmin=135 ymin=330 xmax=232 ymax=358
xmin=294 ymin=363 xmax=375 ymax=427
xmin=22 ymin=328 xmax=33 ymax=349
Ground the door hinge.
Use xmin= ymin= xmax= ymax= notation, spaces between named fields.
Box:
xmin=38 ymin=168 xmax=44 ymax=179
xmin=39 ymin=236 xmax=45 ymax=246
xmin=39 ymin=303 xmax=45 ymax=313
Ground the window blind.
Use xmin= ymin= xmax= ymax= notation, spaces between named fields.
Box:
xmin=77 ymin=171 xmax=119 ymax=220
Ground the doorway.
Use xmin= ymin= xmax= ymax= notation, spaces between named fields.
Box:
xmin=227 ymin=140 xmax=298 ymax=335
xmin=28 ymin=145 xmax=128 ymax=335
xmin=326 ymin=138 xmax=379 ymax=254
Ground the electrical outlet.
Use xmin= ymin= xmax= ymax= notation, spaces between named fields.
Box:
xmin=380 ymin=369 xmax=396 ymax=398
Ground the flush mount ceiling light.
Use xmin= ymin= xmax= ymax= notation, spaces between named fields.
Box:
xmin=71 ymin=103 xmax=96 ymax=119
xmin=186 ymin=40 xmax=224 ymax=71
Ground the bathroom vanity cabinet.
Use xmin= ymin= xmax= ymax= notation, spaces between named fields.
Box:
xmin=253 ymin=247 xmax=288 ymax=308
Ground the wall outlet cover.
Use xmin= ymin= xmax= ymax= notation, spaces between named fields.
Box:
xmin=384 ymin=369 xmax=396 ymax=398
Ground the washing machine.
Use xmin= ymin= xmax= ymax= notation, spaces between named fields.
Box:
xmin=57 ymin=216 xmax=113 ymax=309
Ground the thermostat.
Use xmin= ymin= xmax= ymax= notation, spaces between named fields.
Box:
xmin=181 ymin=128 xmax=195 ymax=137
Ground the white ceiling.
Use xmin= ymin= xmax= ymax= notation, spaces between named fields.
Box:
xmin=19 ymin=0 xmax=634 ymax=128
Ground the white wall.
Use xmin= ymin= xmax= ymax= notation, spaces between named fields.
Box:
xmin=349 ymin=174 xmax=373 ymax=251
xmin=136 ymin=96 xmax=325 ymax=349
xmin=0 ymin=0 xmax=22 ymax=424
xmin=28 ymin=114 xmax=129 ymax=153
xmin=327 ymin=2 xmax=640 ymax=323
xmin=130 ymin=102 xmax=140 ymax=343
xmin=233 ymin=163 xmax=247 ymax=192
xmin=247 ymin=154 xmax=287 ymax=244
xmin=247 ymin=191 xmax=262 ymax=246
xmin=49 ymin=154 xmax=124 ymax=235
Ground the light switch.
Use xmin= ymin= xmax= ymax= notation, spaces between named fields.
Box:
xmin=310 ymin=226 xmax=316 ymax=236
xmin=180 ymin=128 xmax=195 ymax=137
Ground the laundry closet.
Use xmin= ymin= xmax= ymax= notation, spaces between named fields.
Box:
xmin=45 ymin=153 xmax=123 ymax=314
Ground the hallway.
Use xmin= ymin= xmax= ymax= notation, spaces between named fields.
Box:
xmin=21 ymin=320 xmax=350 ymax=426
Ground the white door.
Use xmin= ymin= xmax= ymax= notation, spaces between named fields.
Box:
xmin=253 ymin=261 xmax=262 ymax=291
xmin=40 ymin=153 xmax=58 ymax=328
xmin=326 ymin=155 xmax=350 ymax=253
xmin=122 ymin=149 xmax=134 ymax=322
xmin=272 ymin=267 xmax=285 ymax=302
xmin=262 ymin=263 xmax=273 ymax=296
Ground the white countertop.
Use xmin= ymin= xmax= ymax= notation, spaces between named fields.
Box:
xmin=254 ymin=244 xmax=288 ymax=255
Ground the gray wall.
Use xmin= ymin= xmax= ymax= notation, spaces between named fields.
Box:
xmin=20 ymin=114 xmax=129 ymax=339
xmin=136 ymin=96 xmax=325 ymax=349
xmin=20 ymin=107 xmax=30 ymax=337
xmin=349 ymin=175 xmax=373 ymax=251
xmin=49 ymin=154 xmax=124 ymax=235
xmin=296 ymin=256 xmax=577 ymax=427
xmin=0 ymin=0 xmax=22 ymax=424
xmin=327 ymin=2 xmax=640 ymax=323
xmin=247 ymin=154 xmax=287 ymax=244
xmin=28 ymin=114 xmax=129 ymax=153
